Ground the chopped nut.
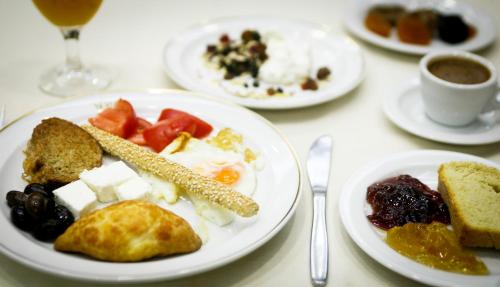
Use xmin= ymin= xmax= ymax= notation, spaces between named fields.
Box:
xmin=301 ymin=78 xmax=318 ymax=90
xmin=317 ymin=67 xmax=331 ymax=80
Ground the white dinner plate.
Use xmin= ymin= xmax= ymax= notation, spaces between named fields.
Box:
xmin=163 ymin=16 xmax=365 ymax=109
xmin=383 ymin=77 xmax=500 ymax=145
xmin=344 ymin=0 xmax=496 ymax=55
xmin=339 ymin=150 xmax=500 ymax=287
xmin=0 ymin=90 xmax=301 ymax=283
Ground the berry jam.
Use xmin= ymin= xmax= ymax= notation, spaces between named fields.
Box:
xmin=366 ymin=175 xmax=450 ymax=230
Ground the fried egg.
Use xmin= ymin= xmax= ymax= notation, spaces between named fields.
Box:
xmin=159 ymin=134 xmax=257 ymax=226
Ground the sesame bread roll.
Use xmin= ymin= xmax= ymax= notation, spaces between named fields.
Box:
xmin=81 ymin=125 xmax=259 ymax=217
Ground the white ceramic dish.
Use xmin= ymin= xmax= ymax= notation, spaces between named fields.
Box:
xmin=0 ymin=90 xmax=301 ymax=283
xmin=163 ymin=16 xmax=364 ymax=109
xmin=339 ymin=150 xmax=500 ymax=287
xmin=344 ymin=0 xmax=496 ymax=55
xmin=383 ymin=77 xmax=500 ymax=145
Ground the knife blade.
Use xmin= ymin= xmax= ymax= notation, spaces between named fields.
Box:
xmin=307 ymin=135 xmax=332 ymax=287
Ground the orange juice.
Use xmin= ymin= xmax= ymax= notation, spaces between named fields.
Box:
xmin=33 ymin=0 xmax=103 ymax=27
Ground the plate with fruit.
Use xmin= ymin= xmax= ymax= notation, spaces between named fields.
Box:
xmin=0 ymin=90 xmax=301 ymax=282
xmin=339 ymin=150 xmax=500 ymax=287
xmin=344 ymin=0 xmax=496 ymax=55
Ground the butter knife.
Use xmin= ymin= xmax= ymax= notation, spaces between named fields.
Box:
xmin=307 ymin=135 xmax=332 ymax=287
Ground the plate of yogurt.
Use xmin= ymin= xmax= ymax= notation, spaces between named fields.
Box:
xmin=163 ymin=16 xmax=365 ymax=109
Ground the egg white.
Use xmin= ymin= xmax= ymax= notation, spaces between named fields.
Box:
xmin=156 ymin=136 xmax=257 ymax=226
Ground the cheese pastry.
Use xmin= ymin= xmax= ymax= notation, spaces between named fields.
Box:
xmin=54 ymin=200 xmax=201 ymax=261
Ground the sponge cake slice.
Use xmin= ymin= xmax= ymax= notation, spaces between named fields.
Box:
xmin=438 ymin=161 xmax=500 ymax=249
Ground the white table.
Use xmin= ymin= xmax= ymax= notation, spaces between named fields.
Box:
xmin=0 ymin=1 xmax=498 ymax=286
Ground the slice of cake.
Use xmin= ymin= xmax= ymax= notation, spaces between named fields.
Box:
xmin=438 ymin=161 xmax=500 ymax=249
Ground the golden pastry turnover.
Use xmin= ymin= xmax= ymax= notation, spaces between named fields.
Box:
xmin=54 ymin=200 xmax=202 ymax=262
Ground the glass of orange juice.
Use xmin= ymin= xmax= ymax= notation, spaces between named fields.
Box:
xmin=33 ymin=0 xmax=111 ymax=97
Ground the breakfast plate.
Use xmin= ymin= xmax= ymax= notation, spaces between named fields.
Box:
xmin=0 ymin=90 xmax=301 ymax=282
xmin=383 ymin=77 xmax=500 ymax=145
xmin=344 ymin=0 xmax=496 ymax=55
xmin=163 ymin=16 xmax=365 ymax=109
xmin=339 ymin=150 xmax=500 ymax=287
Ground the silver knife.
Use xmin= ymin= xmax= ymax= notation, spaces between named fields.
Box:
xmin=307 ymin=135 xmax=332 ymax=287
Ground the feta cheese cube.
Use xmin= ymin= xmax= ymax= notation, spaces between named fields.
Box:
xmin=53 ymin=180 xmax=97 ymax=218
xmin=115 ymin=177 xmax=152 ymax=201
xmin=80 ymin=161 xmax=138 ymax=202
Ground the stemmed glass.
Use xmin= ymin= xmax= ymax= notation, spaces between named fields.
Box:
xmin=33 ymin=0 xmax=111 ymax=97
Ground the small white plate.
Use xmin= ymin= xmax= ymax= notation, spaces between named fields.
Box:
xmin=163 ymin=16 xmax=365 ymax=109
xmin=344 ymin=0 xmax=496 ymax=55
xmin=339 ymin=150 xmax=500 ymax=287
xmin=0 ymin=90 xmax=301 ymax=283
xmin=383 ymin=77 xmax=500 ymax=145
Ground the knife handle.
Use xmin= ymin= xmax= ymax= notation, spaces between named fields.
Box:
xmin=310 ymin=192 xmax=328 ymax=286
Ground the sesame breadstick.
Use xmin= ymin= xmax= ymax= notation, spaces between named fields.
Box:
xmin=81 ymin=125 xmax=259 ymax=217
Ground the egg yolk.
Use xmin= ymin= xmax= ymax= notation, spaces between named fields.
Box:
xmin=214 ymin=168 xmax=240 ymax=185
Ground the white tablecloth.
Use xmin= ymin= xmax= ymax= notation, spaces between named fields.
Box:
xmin=0 ymin=1 xmax=498 ymax=286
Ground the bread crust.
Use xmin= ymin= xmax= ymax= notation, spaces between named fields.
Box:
xmin=438 ymin=162 xmax=500 ymax=249
xmin=23 ymin=118 xmax=103 ymax=185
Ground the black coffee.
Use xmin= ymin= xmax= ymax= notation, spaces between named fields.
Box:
xmin=428 ymin=57 xmax=491 ymax=85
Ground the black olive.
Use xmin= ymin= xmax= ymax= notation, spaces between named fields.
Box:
xmin=24 ymin=183 xmax=45 ymax=195
xmin=24 ymin=192 xmax=55 ymax=221
xmin=11 ymin=205 xmax=37 ymax=231
xmin=33 ymin=219 xmax=63 ymax=241
xmin=52 ymin=205 xmax=74 ymax=231
xmin=6 ymin=190 xmax=27 ymax=208
xmin=43 ymin=182 xmax=63 ymax=196
xmin=437 ymin=14 xmax=469 ymax=44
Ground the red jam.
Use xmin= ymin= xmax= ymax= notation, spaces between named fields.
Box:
xmin=366 ymin=175 xmax=450 ymax=230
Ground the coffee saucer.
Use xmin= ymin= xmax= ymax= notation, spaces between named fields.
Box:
xmin=383 ymin=77 xmax=500 ymax=145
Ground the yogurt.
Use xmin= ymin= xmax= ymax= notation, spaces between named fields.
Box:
xmin=259 ymin=33 xmax=311 ymax=85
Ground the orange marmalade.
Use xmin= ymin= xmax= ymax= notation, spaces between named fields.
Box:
xmin=386 ymin=222 xmax=488 ymax=275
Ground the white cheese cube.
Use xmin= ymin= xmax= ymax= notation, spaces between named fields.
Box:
xmin=115 ymin=177 xmax=152 ymax=201
xmin=80 ymin=161 xmax=138 ymax=202
xmin=53 ymin=180 xmax=97 ymax=218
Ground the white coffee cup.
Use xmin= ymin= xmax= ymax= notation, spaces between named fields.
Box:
xmin=420 ymin=50 xmax=500 ymax=126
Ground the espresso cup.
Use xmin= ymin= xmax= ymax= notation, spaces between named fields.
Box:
xmin=420 ymin=50 xmax=500 ymax=126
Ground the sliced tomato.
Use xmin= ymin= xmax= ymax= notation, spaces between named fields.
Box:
xmin=89 ymin=114 xmax=123 ymax=137
xmin=143 ymin=118 xmax=197 ymax=152
xmin=88 ymin=107 xmax=137 ymax=138
xmin=126 ymin=117 xmax=152 ymax=146
xmin=114 ymin=99 xmax=136 ymax=118
xmin=127 ymin=133 xmax=147 ymax=146
xmin=158 ymin=109 xmax=213 ymax=138
xmin=136 ymin=117 xmax=153 ymax=131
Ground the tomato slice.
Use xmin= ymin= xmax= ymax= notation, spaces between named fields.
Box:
xmin=88 ymin=107 xmax=137 ymax=138
xmin=114 ymin=99 xmax=136 ymax=118
xmin=143 ymin=118 xmax=197 ymax=152
xmin=136 ymin=117 xmax=153 ymax=131
xmin=127 ymin=133 xmax=147 ymax=146
xmin=89 ymin=114 xmax=123 ymax=137
xmin=158 ymin=109 xmax=213 ymax=138
xmin=126 ymin=117 xmax=152 ymax=146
